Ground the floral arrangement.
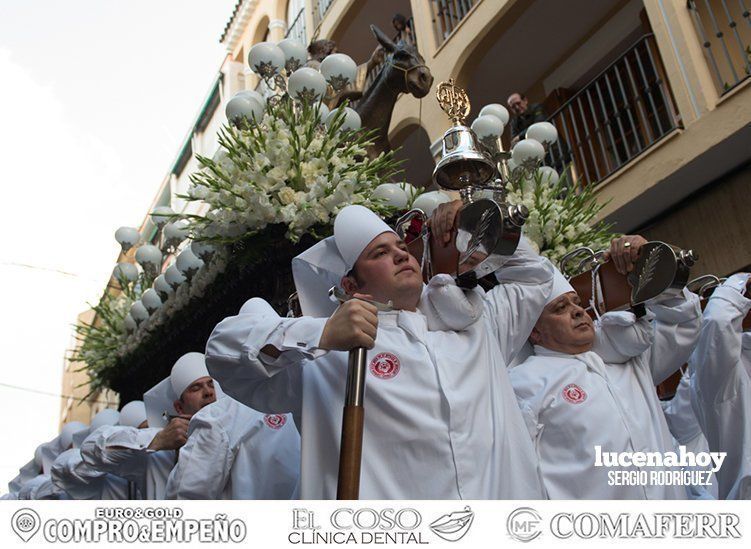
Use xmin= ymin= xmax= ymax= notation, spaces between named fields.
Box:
xmin=503 ymin=166 xmax=616 ymax=266
xmin=72 ymin=97 xmax=403 ymax=391
xmin=69 ymin=273 xmax=142 ymax=395
xmin=70 ymin=248 xmax=231 ymax=393
xmin=182 ymin=99 xmax=401 ymax=244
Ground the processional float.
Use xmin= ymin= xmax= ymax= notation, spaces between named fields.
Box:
xmin=396 ymin=79 xmax=529 ymax=288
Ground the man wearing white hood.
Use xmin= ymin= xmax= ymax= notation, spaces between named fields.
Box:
xmin=206 ymin=202 xmax=554 ymax=499
xmin=50 ymin=409 xmax=123 ymax=499
xmin=508 ymin=236 xmax=702 ymax=499
xmin=4 ymin=444 xmax=48 ymax=499
xmin=690 ymin=273 xmax=751 ymax=499
xmin=165 ymin=348 xmax=300 ymax=500
xmin=81 ymin=353 xmax=216 ymax=499
xmin=10 ymin=421 xmax=88 ymax=500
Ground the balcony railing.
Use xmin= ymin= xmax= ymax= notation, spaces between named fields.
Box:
xmin=285 ymin=7 xmax=306 ymax=44
xmin=431 ymin=0 xmax=475 ymax=43
xmin=314 ymin=0 xmax=335 ymax=27
xmin=544 ymin=34 xmax=680 ymax=189
xmin=687 ymin=0 xmax=751 ymax=93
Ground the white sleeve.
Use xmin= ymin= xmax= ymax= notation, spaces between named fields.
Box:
xmin=661 ymin=373 xmax=702 ymax=445
xmin=691 ymin=279 xmax=750 ymax=404
xmin=689 ymin=275 xmax=751 ymax=499
xmin=165 ymin=415 xmax=231 ymax=500
xmin=592 ymin=311 xmax=653 ymax=364
xmin=644 ymin=288 xmax=702 ymax=384
xmin=205 ymin=299 xmax=327 ymax=415
xmin=81 ymin=425 xmax=159 ymax=484
xmin=508 ymin=364 xmax=546 ymax=440
xmin=50 ymin=450 xmax=104 ymax=499
xmin=483 ymin=237 xmax=554 ymax=363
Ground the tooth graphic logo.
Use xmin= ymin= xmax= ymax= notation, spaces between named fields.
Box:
xmin=11 ymin=508 xmax=40 ymax=542
xmin=429 ymin=506 xmax=474 ymax=542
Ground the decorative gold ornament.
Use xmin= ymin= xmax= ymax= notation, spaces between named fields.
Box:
xmin=436 ymin=79 xmax=471 ymax=125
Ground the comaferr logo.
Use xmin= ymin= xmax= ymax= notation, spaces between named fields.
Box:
xmin=369 ymin=352 xmax=400 ymax=380
xmin=562 ymin=383 xmax=587 ymax=404
xmin=263 ymin=414 xmax=286 ymax=430
xmin=507 ymin=507 xmax=542 ymax=542
xmin=550 ymin=512 xmax=741 ymax=539
xmin=504 ymin=510 xmax=742 ymax=541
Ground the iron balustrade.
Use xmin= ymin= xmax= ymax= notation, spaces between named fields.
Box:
xmin=687 ymin=0 xmax=751 ymax=93
xmin=431 ymin=0 xmax=475 ymax=42
xmin=285 ymin=7 xmax=306 ymax=44
xmin=314 ymin=0 xmax=335 ymax=26
xmin=544 ymin=34 xmax=680 ymax=189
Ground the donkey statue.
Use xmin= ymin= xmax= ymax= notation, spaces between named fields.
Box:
xmin=354 ymin=25 xmax=433 ymax=159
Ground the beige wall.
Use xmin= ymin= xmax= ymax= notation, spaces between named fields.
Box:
xmin=59 ymin=309 xmax=119 ymax=429
xmin=218 ymin=0 xmax=750 ymax=262
xmin=639 ymin=162 xmax=751 ymax=277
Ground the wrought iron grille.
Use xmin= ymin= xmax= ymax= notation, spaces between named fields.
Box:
xmin=285 ymin=7 xmax=306 ymax=44
xmin=687 ymin=0 xmax=751 ymax=93
xmin=545 ymin=34 xmax=681 ymax=188
xmin=431 ymin=0 xmax=476 ymax=42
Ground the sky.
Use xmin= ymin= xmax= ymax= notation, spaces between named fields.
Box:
xmin=0 ymin=0 xmax=237 ymax=487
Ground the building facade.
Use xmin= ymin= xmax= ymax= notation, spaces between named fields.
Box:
xmin=218 ymin=0 xmax=750 ymax=277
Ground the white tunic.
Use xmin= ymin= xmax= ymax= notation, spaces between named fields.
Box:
xmin=689 ymin=277 xmax=751 ymax=499
xmin=165 ymin=397 xmax=300 ymax=499
xmin=51 ymin=446 xmax=129 ymax=500
xmin=509 ymin=292 xmax=701 ymax=499
xmin=81 ymin=426 xmax=176 ymax=499
xmin=206 ymin=241 xmax=553 ymax=499
xmin=6 ymin=451 xmax=42 ymax=496
xmin=660 ymin=372 xmax=718 ymax=499
xmin=17 ymin=475 xmax=54 ymax=500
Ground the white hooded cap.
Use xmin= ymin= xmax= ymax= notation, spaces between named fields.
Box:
xmin=72 ymin=408 xmax=120 ymax=448
xmin=144 ymin=366 xmax=224 ymax=430
xmin=546 ymin=268 xmax=576 ymax=306
xmin=239 ymin=297 xmax=277 ymax=316
xmin=292 ymin=205 xmax=395 ymax=317
xmin=118 ymin=400 xmax=147 ymax=428
xmin=59 ymin=421 xmax=88 ymax=450
xmin=333 ymin=205 xmax=395 ymax=272
xmin=170 ymin=352 xmax=210 ymax=398
xmin=91 ymin=409 xmax=120 ymax=431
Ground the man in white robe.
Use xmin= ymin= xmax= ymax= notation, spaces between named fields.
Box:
xmin=660 ymin=371 xmax=717 ymax=499
xmin=206 ymin=203 xmax=554 ymax=499
xmin=50 ymin=408 xmax=124 ymax=499
xmin=4 ymin=444 xmax=45 ymax=498
xmin=690 ymin=273 xmax=751 ymax=499
xmin=81 ymin=353 xmax=217 ymax=499
xmin=509 ymin=236 xmax=701 ymax=499
xmin=165 ymin=400 xmax=300 ymax=499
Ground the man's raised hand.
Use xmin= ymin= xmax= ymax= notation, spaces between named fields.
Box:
xmin=148 ymin=416 xmax=190 ymax=451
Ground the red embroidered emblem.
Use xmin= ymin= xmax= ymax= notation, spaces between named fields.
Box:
xmin=369 ymin=352 xmax=401 ymax=379
xmin=562 ymin=383 xmax=587 ymax=404
xmin=263 ymin=414 xmax=286 ymax=430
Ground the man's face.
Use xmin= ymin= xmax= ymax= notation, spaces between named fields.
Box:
xmin=507 ymin=93 xmax=528 ymax=116
xmin=341 ymin=232 xmax=423 ymax=310
xmin=530 ymin=292 xmax=595 ymax=353
xmin=174 ymin=376 xmax=216 ymax=417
